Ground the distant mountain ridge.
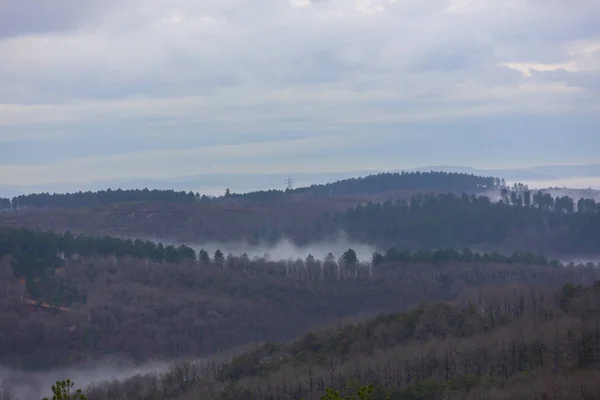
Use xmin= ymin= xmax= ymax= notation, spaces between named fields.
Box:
xmin=1 ymin=171 xmax=499 ymax=210
xmin=1 ymin=163 xmax=599 ymax=197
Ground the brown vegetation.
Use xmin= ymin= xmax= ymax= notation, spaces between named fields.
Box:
xmin=83 ymin=282 xmax=600 ymax=400
xmin=2 ymin=186 xmax=599 ymax=258
xmin=0 ymin=189 xmax=463 ymax=246
xmin=0 ymin=200 xmax=335 ymax=245
xmin=1 ymin=250 xmax=599 ymax=373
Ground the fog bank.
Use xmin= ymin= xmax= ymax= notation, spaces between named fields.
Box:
xmin=151 ymin=231 xmax=380 ymax=263
xmin=0 ymin=361 xmax=170 ymax=400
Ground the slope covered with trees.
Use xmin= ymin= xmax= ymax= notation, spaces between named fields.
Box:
xmin=0 ymin=226 xmax=197 ymax=279
xmin=1 ymin=226 xmax=599 ymax=372
xmin=324 ymin=191 xmax=600 ymax=251
xmin=78 ymin=281 xmax=600 ymax=400
xmin=0 ymin=188 xmax=203 ymax=210
xmin=292 ymin=171 xmax=500 ymax=196
xmin=2 ymin=186 xmax=599 ymax=256
xmin=0 ymin=225 xmax=589 ymax=300
xmin=0 ymin=171 xmax=499 ymax=210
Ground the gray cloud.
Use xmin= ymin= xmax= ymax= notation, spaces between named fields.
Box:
xmin=0 ymin=0 xmax=120 ymax=38
xmin=0 ymin=0 xmax=599 ymax=186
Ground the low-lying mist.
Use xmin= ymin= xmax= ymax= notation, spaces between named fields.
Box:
xmin=146 ymin=231 xmax=380 ymax=263
xmin=0 ymin=342 xmax=257 ymax=400
xmin=481 ymin=184 xmax=600 ymax=201
xmin=0 ymin=234 xmax=379 ymax=399
xmin=0 ymin=361 xmax=169 ymax=400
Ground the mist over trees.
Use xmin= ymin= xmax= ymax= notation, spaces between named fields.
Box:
xmin=1 ymin=244 xmax=599 ymax=373
xmin=2 ymin=221 xmax=600 ymax=374
xmin=77 ymin=282 xmax=600 ymax=400
xmin=1 ymin=225 xmax=591 ymax=306
xmin=1 ymin=170 xmax=600 ymax=399
xmin=2 ymin=224 xmax=600 ymax=374
xmin=2 ymin=191 xmax=599 ymax=257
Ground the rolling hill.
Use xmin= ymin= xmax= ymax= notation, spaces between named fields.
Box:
xmin=77 ymin=281 xmax=600 ymax=400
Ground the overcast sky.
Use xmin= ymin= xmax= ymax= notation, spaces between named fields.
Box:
xmin=1 ymin=0 xmax=599 ymax=188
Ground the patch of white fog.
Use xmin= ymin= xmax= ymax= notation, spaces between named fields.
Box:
xmin=522 ymin=177 xmax=600 ymax=192
xmin=504 ymin=178 xmax=600 ymax=202
xmin=0 ymin=345 xmax=250 ymax=400
xmin=0 ymin=361 xmax=170 ymax=400
xmin=148 ymin=231 xmax=380 ymax=263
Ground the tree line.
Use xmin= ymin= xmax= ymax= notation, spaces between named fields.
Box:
xmin=77 ymin=281 xmax=600 ymax=400
xmin=292 ymin=171 xmax=501 ymax=196
xmin=0 ymin=227 xmax=197 ymax=278
xmin=2 ymin=252 xmax=599 ymax=376
xmin=1 ymin=226 xmax=579 ymax=284
xmin=0 ymin=171 xmax=501 ymax=209
xmin=0 ymin=188 xmax=210 ymax=210
xmin=7 ymin=224 xmax=598 ymax=314
xmin=325 ymin=191 xmax=600 ymax=249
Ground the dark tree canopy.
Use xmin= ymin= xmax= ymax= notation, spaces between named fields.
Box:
xmin=0 ymin=226 xmax=197 ymax=280
xmin=81 ymin=282 xmax=600 ymax=400
xmin=293 ymin=171 xmax=500 ymax=196
xmin=325 ymin=191 xmax=600 ymax=249
xmin=0 ymin=171 xmax=501 ymax=209
xmin=0 ymin=188 xmax=204 ymax=209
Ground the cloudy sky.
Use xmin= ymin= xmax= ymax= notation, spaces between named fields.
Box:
xmin=1 ymin=0 xmax=599 ymax=189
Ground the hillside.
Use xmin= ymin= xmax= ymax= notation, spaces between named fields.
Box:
xmin=0 ymin=171 xmax=498 ymax=210
xmin=331 ymin=191 xmax=600 ymax=253
xmin=78 ymin=281 xmax=600 ymax=400
xmin=1 ymin=226 xmax=599 ymax=374
xmin=6 ymin=171 xmax=600 ymax=257
xmin=1 ymin=189 xmax=599 ymax=256
xmin=1 ymin=172 xmax=600 ymax=399
xmin=0 ymin=200 xmax=329 ymax=245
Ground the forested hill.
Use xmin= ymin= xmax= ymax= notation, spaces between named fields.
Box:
xmin=291 ymin=170 xmax=501 ymax=196
xmin=2 ymin=224 xmax=587 ymax=313
xmin=2 ymin=224 xmax=600 ymax=373
xmin=0 ymin=171 xmax=500 ymax=209
xmin=1 ymin=189 xmax=599 ymax=254
xmin=325 ymin=191 xmax=600 ymax=250
xmin=83 ymin=282 xmax=600 ymax=400
xmin=0 ymin=225 xmax=570 ymax=288
xmin=0 ymin=188 xmax=202 ymax=210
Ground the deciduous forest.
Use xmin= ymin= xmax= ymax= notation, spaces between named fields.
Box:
xmin=0 ymin=171 xmax=599 ymax=399
xmin=1 ymin=174 xmax=599 ymax=255
xmin=83 ymin=282 xmax=600 ymax=400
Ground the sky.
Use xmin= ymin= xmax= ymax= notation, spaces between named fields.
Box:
xmin=1 ymin=0 xmax=599 ymax=189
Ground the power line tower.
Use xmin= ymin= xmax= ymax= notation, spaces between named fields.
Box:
xmin=285 ymin=177 xmax=294 ymax=191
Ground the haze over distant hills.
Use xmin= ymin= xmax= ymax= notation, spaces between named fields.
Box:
xmin=412 ymin=163 xmax=600 ymax=182
xmin=1 ymin=163 xmax=599 ymax=197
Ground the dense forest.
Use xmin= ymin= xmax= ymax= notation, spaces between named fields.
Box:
xmin=51 ymin=281 xmax=600 ymax=400
xmin=291 ymin=171 xmax=501 ymax=196
xmin=1 ymin=171 xmax=600 ymax=400
xmin=0 ymin=225 xmax=587 ymax=301
xmin=0 ymin=226 xmax=197 ymax=279
xmin=2 ymin=187 xmax=599 ymax=256
xmin=324 ymin=191 xmax=600 ymax=250
xmin=0 ymin=188 xmax=204 ymax=210
xmin=227 ymin=171 xmax=501 ymax=201
xmin=1 ymin=224 xmax=599 ymax=374
xmin=0 ymin=171 xmax=500 ymax=209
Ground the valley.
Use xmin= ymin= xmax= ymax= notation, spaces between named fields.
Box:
xmin=0 ymin=171 xmax=599 ymax=399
